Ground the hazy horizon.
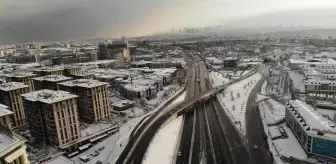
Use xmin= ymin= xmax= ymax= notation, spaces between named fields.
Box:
xmin=1 ymin=0 xmax=336 ymax=44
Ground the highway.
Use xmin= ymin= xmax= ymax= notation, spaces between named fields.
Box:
xmin=115 ymin=53 xmax=258 ymax=164
xmin=246 ymin=66 xmax=273 ymax=164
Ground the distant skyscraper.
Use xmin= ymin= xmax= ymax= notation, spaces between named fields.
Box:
xmin=21 ymin=90 xmax=80 ymax=146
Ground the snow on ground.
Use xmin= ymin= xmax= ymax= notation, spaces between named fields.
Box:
xmin=259 ymin=96 xmax=307 ymax=163
xmin=273 ymin=125 xmax=307 ymax=160
xmin=288 ymin=70 xmax=305 ymax=93
xmin=316 ymin=108 xmax=336 ymax=122
xmin=80 ymin=122 xmax=115 ymax=137
xmin=209 ymin=71 xmax=230 ymax=87
xmin=165 ymin=91 xmax=186 ymax=110
xmin=217 ymin=72 xmax=262 ymax=135
xmin=71 ymin=87 xmax=186 ymax=164
xmin=147 ymin=84 xmax=180 ymax=107
xmin=143 ymin=116 xmax=183 ymax=164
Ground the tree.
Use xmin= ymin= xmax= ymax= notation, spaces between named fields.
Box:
xmin=237 ymin=92 xmax=240 ymax=98
xmin=232 ymin=105 xmax=235 ymax=111
xmin=231 ymin=96 xmax=234 ymax=101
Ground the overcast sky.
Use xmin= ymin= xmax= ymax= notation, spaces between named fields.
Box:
xmin=1 ymin=0 xmax=336 ymax=44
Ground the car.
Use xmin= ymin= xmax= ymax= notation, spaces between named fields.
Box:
xmin=253 ymin=145 xmax=259 ymax=150
xmin=262 ymin=132 xmax=267 ymax=139
xmin=197 ymin=79 xmax=200 ymax=82
xmin=177 ymin=152 xmax=181 ymax=156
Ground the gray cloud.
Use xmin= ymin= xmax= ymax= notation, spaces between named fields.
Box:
xmin=0 ymin=0 xmax=172 ymax=44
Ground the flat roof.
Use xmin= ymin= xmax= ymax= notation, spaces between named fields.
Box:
xmin=290 ymin=58 xmax=336 ymax=65
xmin=0 ymin=104 xmax=12 ymax=117
xmin=21 ymin=89 xmax=78 ymax=104
xmin=0 ymin=82 xmax=28 ymax=91
xmin=42 ymin=155 xmax=74 ymax=164
xmin=288 ymin=100 xmax=336 ymax=138
xmin=0 ymin=132 xmax=26 ymax=158
xmin=33 ymin=75 xmax=73 ymax=82
xmin=58 ymin=79 xmax=108 ymax=88
xmin=4 ymin=72 xmax=36 ymax=78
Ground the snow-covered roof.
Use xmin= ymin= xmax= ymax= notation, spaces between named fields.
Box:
xmin=0 ymin=82 xmax=28 ymax=91
xmin=21 ymin=89 xmax=78 ymax=104
xmin=4 ymin=72 xmax=36 ymax=78
xmin=33 ymin=75 xmax=72 ymax=82
xmin=288 ymin=100 xmax=336 ymax=138
xmin=42 ymin=155 xmax=74 ymax=164
xmin=0 ymin=104 xmax=12 ymax=117
xmin=58 ymin=79 xmax=108 ymax=88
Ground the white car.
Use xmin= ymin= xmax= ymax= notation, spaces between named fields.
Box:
xmin=178 ymin=152 xmax=181 ymax=156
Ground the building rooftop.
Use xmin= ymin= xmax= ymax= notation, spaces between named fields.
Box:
xmin=0 ymin=82 xmax=28 ymax=91
xmin=42 ymin=155 xmax=74 ymax=164
xmin=21 ymin=89 xmax=78 ymax=104
xmin=35 ymin=66 xmax=64 ymax=72
xmin=0 ymin=104 xmax=12 ymax=117
xmin=288 ymin=100 xmax=336 ymax=138
xmin=33 ymin=75 xmax=73 ymax=82
xmin=4 ymin=72 xmax=36 ymax=78
xmin=58 ymin=79 xmax=108 ymax=88
xmin=0 ymin=132 xmax=26 ymax=158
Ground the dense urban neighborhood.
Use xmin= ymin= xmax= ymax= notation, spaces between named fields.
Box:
xmin=2 ymin=32 xmax=336 ymax=164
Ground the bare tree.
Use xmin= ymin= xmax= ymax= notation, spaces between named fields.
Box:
xmin=232 ymin=105 xmax=235 ymax=111
xmin=231 ymin=96 xmax=234 ymax=101
xmin=237 ymin=92 xmax=240 ymax=98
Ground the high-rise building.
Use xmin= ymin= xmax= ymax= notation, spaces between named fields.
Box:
xmin=21 ymin=89 xmax=80 ymax=146
xmin=33 ymin=75 xmax=73 ymax=91
xmin=0 ymin=82 xmax=29 ymax=128
xmin=58 ymin=79 xmax=111 ymax=123
xmin=4 ymin=72 xmax=36 ymax=92
xmin=0 ymin=104 xmax=29 ymax=164
xmin=0 ymin=104 xmax=13 ymax=130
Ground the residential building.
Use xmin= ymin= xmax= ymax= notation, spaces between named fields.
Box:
xmin=4 ymin=72 xmax=36 ymax=92
xmin=0 ymin=82 xmax=29 ymax=127
xmin=33 ymin=75 xmax=73 ymax=91
xmin=21 ymin=90 xmax=80 ymax=146
xmin=58 ymin=79 xmax=111 ymax=123
xmin=33 ymin=67 xmax=64 ymax=77
xmin=0 ymin=104 xmax=29 ymax=164
xmin=98 ymin=42 xmax=128 ymax=61
xmin=285 ymin=100 xmax=336 ymax=160
xmin=0 ymin=104 xmax=13 ymax=130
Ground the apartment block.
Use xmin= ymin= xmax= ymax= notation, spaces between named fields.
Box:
xmin=63 ymin=66 xmax=82 ymax=77
xmin=5 ymin=72 xmax=36 ymax=92
xmin=33 ymin=75 xmax=73 ymax=91
xmin=21 ymin=90 xmax=80 ymax=146
xmin=33 ymin=67 xmax=64 ymax=77
xmin=0 ymin=132 xmax=29 ymax=164
xmin=0 ymin=82 xmax=29 ymax=128
xmin=58 ymin=79 xmax=111 ymax=123
xmin=0 ymin=104 xmax=13 ymax=130
xmin=0 ymin=105 xmax=29 ymax=164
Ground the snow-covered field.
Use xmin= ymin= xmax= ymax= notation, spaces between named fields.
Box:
xmin=209 ymin=71 xmax=229 ymax=87
xmin=217 ymin=72 xmax=262 ymax=135
xmin=143 ymin=116 xmax=183 ymax=164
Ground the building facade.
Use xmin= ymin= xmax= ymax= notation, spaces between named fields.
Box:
xmin=0 ymin=105 xmax=29 ymax=164
xmin=21 ymin=90 xmax=80 ymax=146
xmin=285 ymin=100 xmax=336 ymax=160
xmin=58 ymin=79 xmax=111 ymax=123
xmin=0 ymin=82 xmax=29 ymax=128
